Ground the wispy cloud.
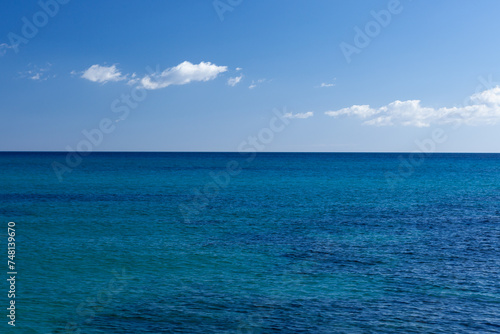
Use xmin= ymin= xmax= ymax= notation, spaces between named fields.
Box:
xmin=325 ymin=86 xmax=500 ymax=127
xmin=140 ymin=61 xmax=227 ymax=90
xmin=249 ymin=78 xmax=266 ymax=89
xmin=236 ymin=67 xmax=243 ymax=71
xmin=19 ymin=63 xmax=53 ymax=81
xmin=127 ymin=73 xmax=139 ymax=85
xmin=81 ymin=64 xmax=127 ymax=83
xmin=227 ymin=74 xmax=243 ymax=87
xmin=318 ymin=78 xmax=336 ymax=88
xmin=284 ymin=111 xmax=314 ymax=119
xmin=0 ymin=43 xmax=14 ymax=56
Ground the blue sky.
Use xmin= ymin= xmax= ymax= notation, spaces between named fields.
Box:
xmin=2 ymin=0 xmax=500 ymax=152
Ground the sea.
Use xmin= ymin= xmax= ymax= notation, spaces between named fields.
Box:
xmin=1 ymin=152 xmax=499 ymax=333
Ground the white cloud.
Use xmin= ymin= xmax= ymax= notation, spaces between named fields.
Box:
xmin=236 ymin=67 xmax=243 ymax=71
xmin=140 ymin=61 xmax=227 ymax=90
xmin=227 ymin=74 xmax=243 ymax=87
xmin=81 ymin=64 xmax=127 ymax=83
xmin=19 ymin=63 xmax=53 ymax=81
xmin=319 ymin=78 xmax=336 ymax=88
xmin=284 ymin=111 xmax=314 ymax=119
xmin=325 ymin=86 xmax=500 ymax=127
xmin=325 ymin=105 xmax=377 ymax=119
xmin=0 ymin=43 xmax=13 ymax=56
xmin=78 ymin=61 xmax=229 ymax=89
xmin=0 ymin=43 xmax=19 ymax=56
xmin=127 ymin=73 xmax=139 ymax=85
xmin=249 ymin=78 xmax=266 ymax=89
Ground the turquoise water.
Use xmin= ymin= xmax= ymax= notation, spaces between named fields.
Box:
xmin=1 ymin=152 xmax=500 ymax=333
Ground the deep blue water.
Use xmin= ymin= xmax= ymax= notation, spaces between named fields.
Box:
xmin=1 ymin=152 xmax=500 ymax=333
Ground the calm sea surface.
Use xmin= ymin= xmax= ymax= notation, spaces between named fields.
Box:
xmin=1 ymin=152 xmax=500 ymax=333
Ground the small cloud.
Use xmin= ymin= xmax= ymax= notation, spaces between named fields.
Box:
xmin=325 ymin=105 xmax=375 ymax=119
xmin=140 ymin=61 xmax=227 ymax=90
xmin=127 ymin=79 xmax=139 ymax=85
xmin=325 ymin=86 xmax=500 ymax=127
xmin=284 ymin=111 xmax=314 ymax=119
xmin=81 ymin=64 xmax=127 ymax=83
xmin=77 ymin=61 xmax=228 ymax=89
xmin=127 ymin=73 xmax=139 ymax=85
xmin=236 ymin=67 xmax=243 ymax=71
xmin=19 ymin=63 xmax=53 ymax=81
xmin=319 ymin=78 xmax=336 ymax=88
xmin=227 ymin=74 xmax=243 ymax=87
xmin=248 ymin=78 xmax=266 ymax=89
xmin=0 ymin=43 xmax=15 ymax=56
